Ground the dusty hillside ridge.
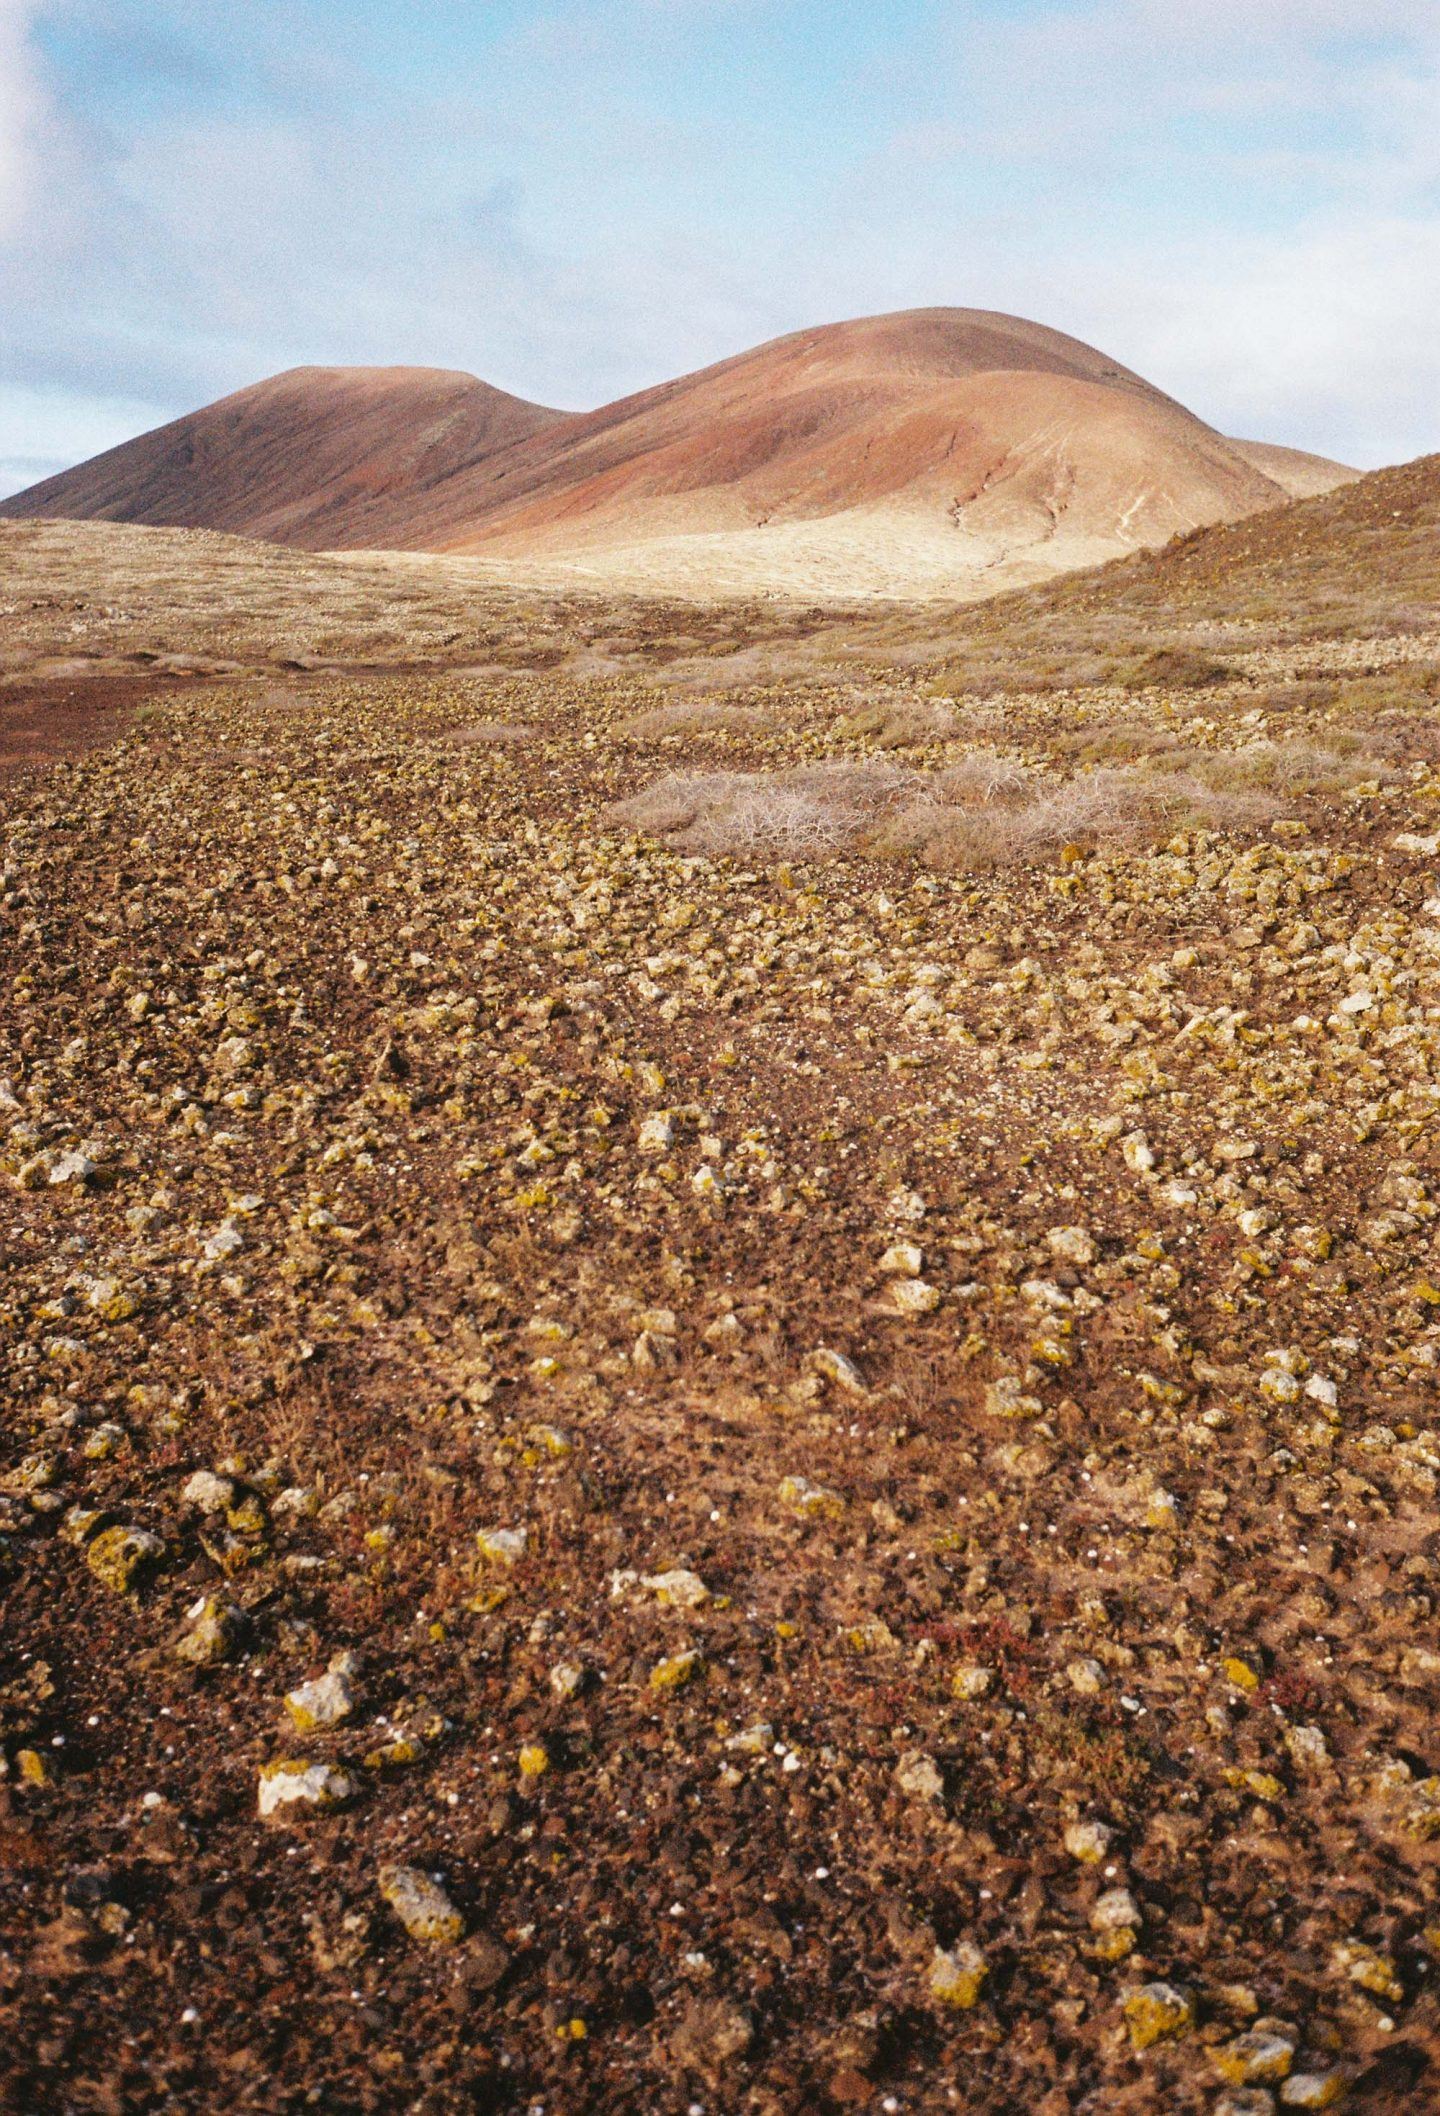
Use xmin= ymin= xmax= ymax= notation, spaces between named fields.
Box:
xmin=0 ymin=310 xmax=1358 ymax=600
xmin=1224 ymin=439 xmax=1364 ymax=503
xmin=2 ymin=448 xmax=1439 ymax=2112
xmin=0 ymin=367 xmax=565 ymax=549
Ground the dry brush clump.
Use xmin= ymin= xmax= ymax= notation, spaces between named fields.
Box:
xmin=832 ymin=696 xmax=962 ymax=748
xmin=605 ymin=745 xmax=1287 ymax=871
xmin=446 ymin=719 xmax=539 ymax=747
xmin=869 ymin=764 xmax=1271 ymax=870
xmin=617 ymin=699 xmax=778 ymax=740
xmin=603 ymin=758 xmax=921 ymax=855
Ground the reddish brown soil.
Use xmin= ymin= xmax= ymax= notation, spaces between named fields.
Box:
xmin=2 ymin=490 xmax=1439 ymax=2114
xmin=0 ymin=675 xmax=158 ymax=775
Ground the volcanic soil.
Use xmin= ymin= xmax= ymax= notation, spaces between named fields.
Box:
xmin=3 ymin=483 xmax=1440 ymax=2114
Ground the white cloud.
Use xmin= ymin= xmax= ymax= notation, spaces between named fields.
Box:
xmin=0 ymin=378 xmax=158 ymax=495
xmin=0 ymin=0 xmax=1436 ymax=486
xmin=0 ymin=0 xmax=48 ymax=241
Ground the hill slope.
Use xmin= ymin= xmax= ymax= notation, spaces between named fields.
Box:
xmin=0 ymin=367 xmax=565 ymax=548
xmin=1 ymin=310 xmax=1362 ymax=598
xmin=1225 ymin=436 xmax=1364 ymax=501
xmin=390 ymin=309 xmax=1355 ymax=594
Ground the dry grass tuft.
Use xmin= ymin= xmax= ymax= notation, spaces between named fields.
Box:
xmin=833 ymin=697 xmax=961 ymax=748
xmin=604 ymin=760 xmax=919 ymax=855
xmin=1110 ymin=643 xmax=1237 ymax=691
xmin=869 ymin=767 xmax=1270 ymax=870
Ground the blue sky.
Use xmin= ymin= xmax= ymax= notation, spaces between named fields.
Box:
xmin=2 ymin=0 xmax=1438 ymax=494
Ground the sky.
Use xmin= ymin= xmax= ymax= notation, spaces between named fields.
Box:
xmin=1 ymin=0 xmax=1438 ymax=496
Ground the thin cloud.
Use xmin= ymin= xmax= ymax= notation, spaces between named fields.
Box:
xmin=1 ymin=0 xmax=1436 ymax=487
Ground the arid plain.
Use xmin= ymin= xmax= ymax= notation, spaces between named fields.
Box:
xmin=3 ymin=338 xmax=1440 ymax=2113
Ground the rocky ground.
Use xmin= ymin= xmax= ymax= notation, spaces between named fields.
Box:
xmin=3 ymin=549 xmax=1440 ymax=2112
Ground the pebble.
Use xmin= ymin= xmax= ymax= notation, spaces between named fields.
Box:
xmin=1064 ymin=1819 xmax=1112 ymax=1864
xmin=285 ymin=1651 xmax=360 ymax=1732
xmin=928 ymin=1941 xmax=988 ymax=2009
xmin=1124 ymin=1980 xmax=1195 ymax=2049
xmin=256 ymin=1760 xmax=356 ymax=1820
xmin=86 ymin=1525 xmax=165 ymax=1595
xmin=376 ymin=1863 xmax=465 ymax=1945
xmin=475 ymin=1526 xmax=528 ymax=1565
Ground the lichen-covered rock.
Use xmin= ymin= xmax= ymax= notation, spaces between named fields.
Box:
xmin=1123 ymin=1980 xmax=1195 ymax=2050
xmin=257 ymin=1760 xmax=356 ymax=1820
xmin=1215 ymin=2030 xmax=1296 ymax=2086
xmin=778 ymin=1474 xmax=845 ymax=1519
xmin=642 ymin=1567 xmax=709 ymax=1608
xmin=86 ymin=1525 xmax=164 ymax=1595
xmin=1331 ymin=1937 xmax=1403 ymax=2001
xmin=649 ymin=1648 xmax=702 ymax=1692
xmin=173 ymin=1595 xmax=246 ymax=1666
xmin=929 ymin=1940 xmax=988 ymax=2008
xmin=376 ymin=1863 xmax=465 ymax=1945
xmin=475 ymin=1526 xmax=528 ymax=1565
xmin=1064 ymin=1818 xmax=1112 ymax=1864
xmin=285 ymin=1652 xmax=360 ymax=1731
xmin=181 ymin=1470 xmax=236 ymax=1515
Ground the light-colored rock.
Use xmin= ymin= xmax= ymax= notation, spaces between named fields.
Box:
xmin=1123 ymin=1980 xmax=1195 ymax=2049
xmin=181 ymin=1470 xmax=236 ymax=1516
xmin=879 ymin=1241 xmax=923 ymax=1277
xmin=929 ymin=1940 xmax=988 ymax=2008
xmin=1214 ymin=2029 xmax=1296 ymax=2086
xmin=1121 ymin=1130 xmax=1156 ymax=1174
xmin=778 ymin=1473 xmax=846 ymax=1519
xmin=285 ymin=1652 xmax=360 ymax=1732
xmin=86 ymin=1525 xmax=164 ymax=1594
xmin=642 ymin=1568 xmax=709 ymax=1609
xmin=1064 ymin=1819 xmax=1113 ymax=1864
xmin=173 ymin=1595 xmax=246 ymax=1666
xmin=895 ymin=1750 xmax=944 ymax=1801
xmin=810 ymin=1346 xmax=869 ymax=1395
xmin=889 ymin=1277 xmax=941 ymax=1315
xmin=476 ymin=1526 xmax=528 ymax=1565
xmin=257 ymin=1759 xmax=356 ymax=1819
xmin=377 ymin=1863 xmax=465 ymax=1945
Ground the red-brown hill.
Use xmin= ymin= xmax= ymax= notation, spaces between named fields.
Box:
xmin=2 ymin=311 xmax=1360 ymax=596
xmin=0 ymin=367 xmax=564 ymax=548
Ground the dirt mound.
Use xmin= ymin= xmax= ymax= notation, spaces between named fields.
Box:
xmin=407 ymin=310 xmax=1352 ymax=592
xmin=1 ymin=311 xmax=1360 ymax=598
xmin=1225 ymin=437 xmax=1363 ymax=500
xmin=0 ymin=366 xmax=565 ymax=548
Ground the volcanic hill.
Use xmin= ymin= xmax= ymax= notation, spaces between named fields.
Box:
xmin=1 ymin=309 xmax=1359 ymax=598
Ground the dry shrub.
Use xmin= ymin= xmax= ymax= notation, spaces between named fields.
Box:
xmin=649 ymin=645 xmax=783 ymax=694
xmin=1253 ymin=680 xmax=1340 ymax=714
xmin=618 ymin=700 xmax=775 ymax=740
xmin=604 ymin=760 xmax=919 ymax=856
xmin=1047 ymin=720 xmax=1190 ymax=768
xmin=1150 ymin=739 xmax=1404 ymax=797
xmin=1332 ymin=666 xmax=1440 ymax=717
xmin=834 ymin=697 xmax=961 ymax=748
xmin=869 ymin=767 xmax=1265 ymax=870
xmin=1110 ymin=644 xmax=1237 ymax=692
xmin=933 ymin=747 xmax=1034 ymax=807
